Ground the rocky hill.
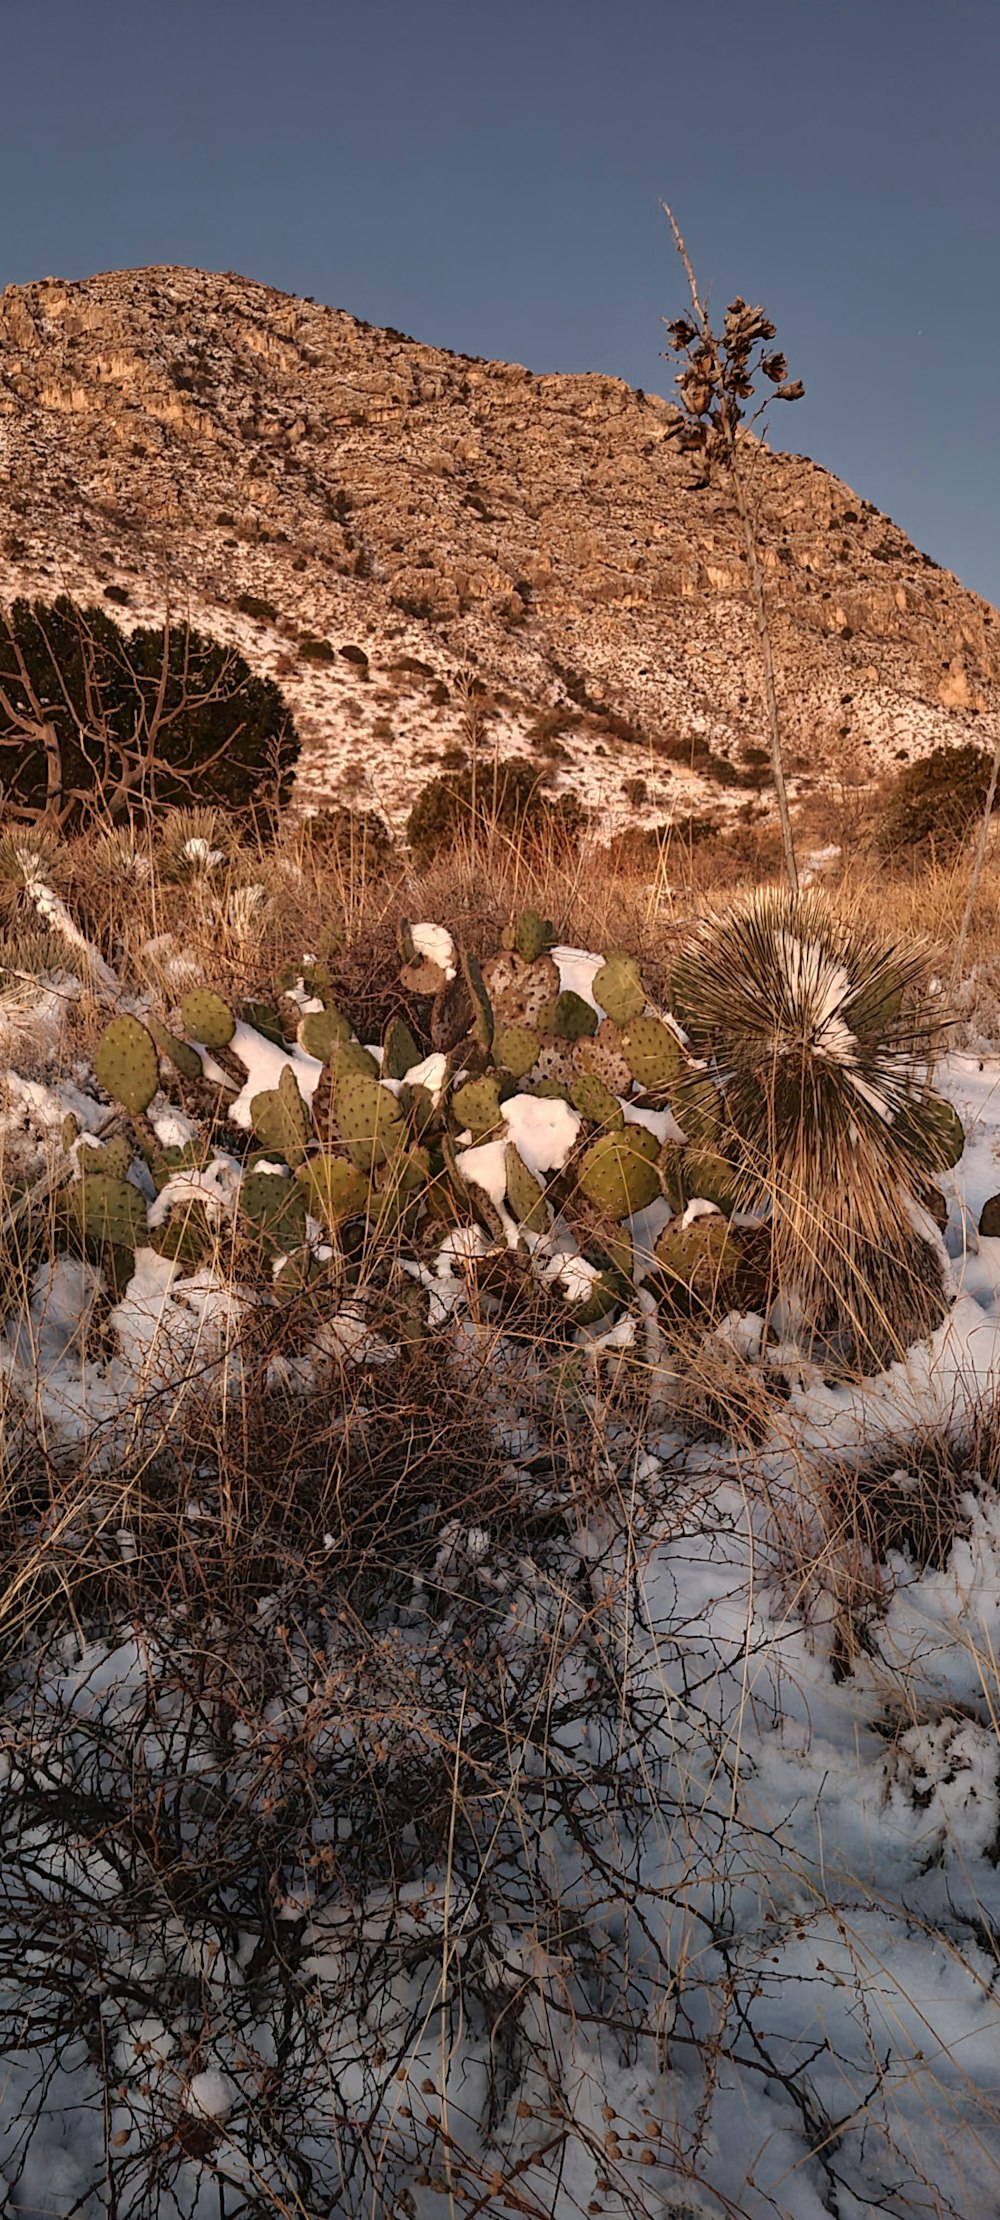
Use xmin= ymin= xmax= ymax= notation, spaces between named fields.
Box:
xmin=0 ymin=262 xmax=997 ymax=839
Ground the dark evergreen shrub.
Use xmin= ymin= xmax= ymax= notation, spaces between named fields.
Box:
xmin=0 ymin=597 xmax=299 ymax=828
xmin=877 ymin=743 xmax=994 ymax=861
xmin=407 ymin=756 xmax=586 ymax=863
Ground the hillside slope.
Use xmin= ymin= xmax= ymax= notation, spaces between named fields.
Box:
xmin=0 ymin=263 xmax=997 ymax=833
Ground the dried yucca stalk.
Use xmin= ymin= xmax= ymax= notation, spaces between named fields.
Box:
xmin=671 ymin=890 xmax=959 ymax=1364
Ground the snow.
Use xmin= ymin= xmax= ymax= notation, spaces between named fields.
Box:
xmin=410 ymin=920 xmax=456 ymax=978
xmin=8 ymin=985 xmax=1000 ymax=2212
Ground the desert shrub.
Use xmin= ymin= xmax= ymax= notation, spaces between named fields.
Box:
xmin=299 ymin=805 xmax=393 ymax=872
xmin=298 ymin=634 xmax=335 ymax=663
xmin=236 ymin=590 xmax=278 ymax=623
xmin=0 ymin=597 xmax=298 ymax=828
xmin=876 ymin=742 xmax=994 ymax=862
xmin=338 ymin=642 xmax=369 ymax=668
xmin=406 ymin=756 xmax=587 ymax=861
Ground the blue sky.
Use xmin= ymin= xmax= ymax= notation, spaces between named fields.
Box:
xmin=3 ymin=0 xmax=998 ymax=602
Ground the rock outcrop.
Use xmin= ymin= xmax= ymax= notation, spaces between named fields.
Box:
xmin=0 ymin=264 xmax=996 ymax=833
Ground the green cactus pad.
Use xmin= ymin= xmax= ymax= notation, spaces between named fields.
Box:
xmin=452 ymin=1075 xmax=504 ymax=1138
xmin=149 ymin=1140 xmax=208 ymax=1193
xmin=524 ymin=1077 xmax=573 ymax=1102
xmin=577 ymin=1127 xmax=661 ymax=1219
xmin=237 ymin=999 xmax=286 ymax=1047
xmin=299 ymin=1005 xmax=352 ymax=1061
xmin=297 ymin=1153 xmax=370 ymax=1225
xmin=180 ymin=989 xmax=236 ymax=1052
xmin=334 ymin=1072 xmax=408 ymax=1168
xmin=250 ymin=1063 xmax=311 ymax=1168
xmin=552 ymin=990 xmax=599 ymax=1041
xmin=919 ymin=1093 xmax=965 ymax=1171
xmin=147 ymin=1015 xmax=204 ymax=1082
xmin=514 ymin=908 xmax=556 ymax=963
xmin=239 ymin=1169 xmax=309 ymax=1248
xmin=77 ymin=1137 xmax=133 ymax=1181
xmin=683 ymin=1147 xmax=738 ymax=1214
xmin=569 ymin=1073 xmax=625 ymax=1131
xmin=505 ymin=1144 xmax=550 ymax=1233
xmin=494 ymin=1024 xmax=540 ymax=1080
xmin=653 ymin=1214 xmax=743 ymax=1306
xmin=462 ymin=949 xmax=494 ymax=1053
xmin=621 ymin=1015 xmax=684 ymax=1092
xmin=593 ymin=953 xmax=645 ymax=1026
xmin=671 ymin=1070 xmax=722 ymax=1146
xmin=68 ymin=1172 xmax=147 ymax=1251
xmin=150 ymin=1200 xmax=213 ymax=1267
xmin=382 ymin=1014 xmax=422 ymax=1081
xmin=94 ymin=1015 xmax=160 ymax=1116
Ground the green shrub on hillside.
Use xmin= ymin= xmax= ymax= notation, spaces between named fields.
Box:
xmin=407 ymin=755 xmax=586 ymax=861
xmin=877 ymin=742 xmax=994 ymax=861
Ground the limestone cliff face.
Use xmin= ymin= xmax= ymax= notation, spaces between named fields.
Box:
xmin=0 ymin=263 xmax=996 ymax=832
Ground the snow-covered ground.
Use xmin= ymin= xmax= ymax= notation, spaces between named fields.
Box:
xmin=3 ymin=1003 xmax=1000 ymax=2214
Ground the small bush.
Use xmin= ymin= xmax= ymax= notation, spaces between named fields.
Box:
xmin=406 ymin=756 xmax=587 ymax=862
xmin=298 ymin=635 xmax=335 ymax=663
xmin=877 ymin=743 xmax=994 ymax=861
xmin=300 ymin=806 xmax=393 ymax=871
xmin=237 ymin=591 xmax=279 ymax=623
xmin=339 ymin=643 xmax=370 ymax=669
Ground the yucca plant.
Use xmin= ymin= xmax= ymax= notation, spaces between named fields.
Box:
xmin=156 ymin=806 xmax=231 ymax=884
xmin=671 ymin=890 xmax=959 ymax=1366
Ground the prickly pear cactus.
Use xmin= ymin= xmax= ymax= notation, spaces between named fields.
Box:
xmin=489 ymin=953 xmax=560 ymax=1033
xmin=77 ymin=1137 xmax=133 ymax=1181
xmin=237 ymin=1000 xmax=286 ymax=1047
xmin=382 ymin=1014 xmax=422 ymax=1082
xmin=249 ymin=1064 xmax=311 ymax=1168
xmin=150 ymin=1200 xmax=214 ymax=1268
xmin=621 ymin=1015 xmax=684 ymax=1092
xmin=180 ymin=989 xmax=236 ymax=1052
xmin=147 ymin=1016 xmax=203 ymax=1082
xmin=531 ymin=1038 xmax=577 ymax=1090
xmin=297 ymin=1153 xmax=370 ymax=1225
xmin=505 ymin=1144 xmax=550 ymax=1234
xmin=94 ymin=1015 xmax=160 ymax=1116
xmin=593 ymin=954 xmax=645 ymax=1026
xmin=299 ymin=1005 xmax=352 ymax=1061
xmin=653 ymin=1214 xmax=743 ymax=1309
xmin=513 ymin=909 xmax=555 ymax=964
xmin=575 ymin=1021 xmax=632 ymax=1097
xmin=682 ymin=1148 xmax=738 ymax=1214
xmin=239 ymin=1169 xmax=309 ymax=1250
xmin=552 ymin=990 xmax=598 ymax=1041
xmin=67 ymin=1172 xmax=147 ymax=1252
xmin=369 ymin=1147 xmax=432 ymax=1235
xmin=918 ymin=1093 xmax=965 ymax=1172
xmin=577 ymin=1127 xmax=661 ymax=1219
xmin=452 ymin=1076 xmax=504 ymax=1138
xmin=334 ymin=1072 xmax=408 ymax=1168
xmin=494 ymin=1024 xmax=540 ymax=1080
xmin=569 ymin=1073 xmax=625 ymax=1131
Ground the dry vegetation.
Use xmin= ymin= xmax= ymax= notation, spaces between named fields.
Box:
xmin=0 ymin=796 xmax=997 ymax=2217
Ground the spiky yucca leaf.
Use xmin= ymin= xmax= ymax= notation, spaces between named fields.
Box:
xmin=0 ymin=829 xmax=64 ymax=896
xmin=157 ymin=808 xmax=231 ymax=884
xmin=0 ymin=931 xmax=72 ymax=983
xmin=90 ymin=826 xmax=153 ymax=888
xmin=671 ymin=890 xmax=953 ymax=1362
